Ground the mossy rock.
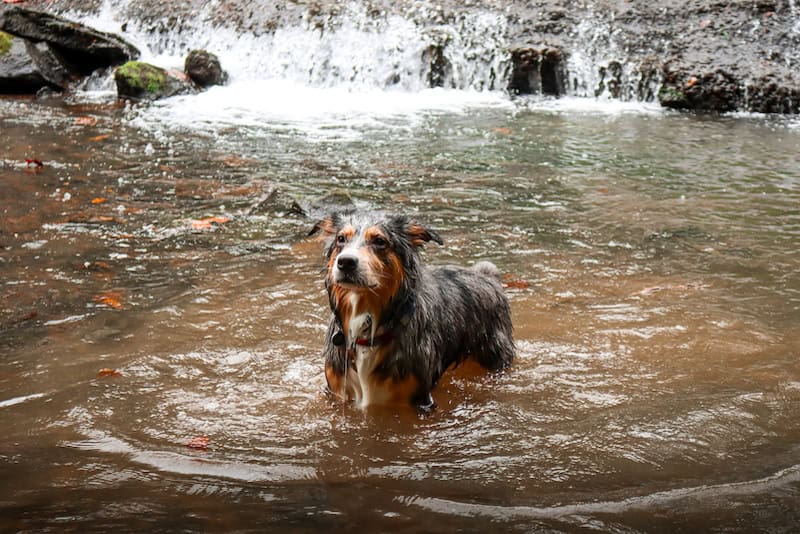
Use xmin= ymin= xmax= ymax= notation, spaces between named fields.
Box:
xmin=114 ymin=60 xmax=194 ymax=100
xmin=657 ymin=85 xmax=689 ymax=109
xmin=0 ymin=31 xmax=12 ymax=57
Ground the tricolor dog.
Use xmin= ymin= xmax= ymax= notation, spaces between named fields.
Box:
xmin=310 ymin=212 xmax=514 ymax=410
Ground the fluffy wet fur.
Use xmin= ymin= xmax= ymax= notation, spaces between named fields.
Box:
xmin=310 ymin=212 xmax=514 ymax=410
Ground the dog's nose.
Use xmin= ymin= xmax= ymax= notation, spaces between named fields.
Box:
xmin=337 ymin=254 xmax=358 ymax=272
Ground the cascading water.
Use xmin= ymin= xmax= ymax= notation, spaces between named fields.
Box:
xmin=72 ymin=0 xmax=511 ymax=92
xmin=565 ymin=14 xmax=662 ymax=102
xmin=65 ymin=0 xmax=667 ymax=112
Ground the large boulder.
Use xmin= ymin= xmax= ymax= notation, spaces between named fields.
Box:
xmin=114 ymin=60 xmax=195 ymax=100
xmin=0 ymin=6 xmax=139 ymax=74
xmin=0 ymin=31 xmax=51 ymax=93
xmin=184 ymin=49 xmax=227 ymax=88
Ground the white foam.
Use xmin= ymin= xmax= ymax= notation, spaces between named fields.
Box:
xmin=134 ymin=80 xmax=513 ymax=139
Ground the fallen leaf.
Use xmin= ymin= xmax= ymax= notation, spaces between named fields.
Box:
xmin=187 ymin=436 xmax=210 ymax=450
xmin=75 ymin=116 xmax=98 ymax=126
xmin=97 ymin=368 xmax=122 ymax=378
xmin=91 ymin=197 xmax=107 ymax=204
xmin=686 ymin=76 xmax=698 ymax=88
xmin=93 ymin=292 xmax=123 ymax=309
xmin=492 ymin=127 xmax=513 ymax=135
xmin=503 ymin=274 xmax=530 ymax=289
xmin=191 ymin=216 xmax=231 ymax=230
xmin=25 ymin=158 xmax=44 ymax=168
xmin=88 ymin=134 xmax=111 ymax=142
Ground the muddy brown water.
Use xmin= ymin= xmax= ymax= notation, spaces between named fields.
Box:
xmin=2 ymin=96 xmax=800 ymax=531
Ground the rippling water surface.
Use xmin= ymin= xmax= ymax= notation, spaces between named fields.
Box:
xmin=2 ymin=92 xmax=800 ymax=531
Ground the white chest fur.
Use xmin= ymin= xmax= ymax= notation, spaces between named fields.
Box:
xmin=344 ymin=294 xmax=389 ymax=407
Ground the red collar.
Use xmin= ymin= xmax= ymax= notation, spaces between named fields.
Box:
xmin=354 ymin=331 xmax=394 ymax=347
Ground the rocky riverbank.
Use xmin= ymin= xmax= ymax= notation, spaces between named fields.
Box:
xmin=4 ymin=0 xmax=800 ymax=113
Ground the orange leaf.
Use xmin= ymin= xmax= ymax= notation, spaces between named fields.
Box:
xmin=88 ymin=134 xmax=111 ymax=142
xmin=187 ymin=436 xmax=210 ymax=450
xmin=91 ymin=197 xmax=107 ymax=204
xmin=97 ymin=368 xmax=122 ymax=378
xmin=93 ymin=293 xmax=123 ymax=309
xmin=191 ymin=216 xmax=230 ymax=230
xmin=502 ymin=274 xmax=530 ymax=289
xmin=492 ymin=127 xmax=512 ymax=136
xmin=75 ymin=116 xmax=98 ymax=126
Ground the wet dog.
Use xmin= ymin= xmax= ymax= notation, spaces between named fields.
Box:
xmin=310 ymin=212 xmax=514 ymax=410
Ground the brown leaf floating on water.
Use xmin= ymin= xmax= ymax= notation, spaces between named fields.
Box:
xmin=75 ymin=116 xmax=98 ymax=126
xmin=97 ymin=368 xmax=123 ymax=378
xmin=187 ymin=436 xmax=210 ymax=450
xmin=93 ymin=292 xmax=123 ymax=309
xmin=503 ymin=274 xmax=530 ymax=289
xmin=191 ymin=216 xmax=231 ymax=230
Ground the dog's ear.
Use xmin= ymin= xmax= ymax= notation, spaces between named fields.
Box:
xmin=308 ymin=213 xmax=341 ymax=238
xmin=406 ymin=220 xmax=444 ymax=248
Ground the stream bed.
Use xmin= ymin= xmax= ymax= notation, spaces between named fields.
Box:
xmin=2 ymin=91 xmax=800 ymax=531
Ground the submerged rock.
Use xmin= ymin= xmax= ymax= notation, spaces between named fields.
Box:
xmin=0 ymin=6 xmax=139 ymax=73
xmin=184 ymin=49 xmax=227 ymax=88
xmin=114 ymin=61 xmax=195 ymax=100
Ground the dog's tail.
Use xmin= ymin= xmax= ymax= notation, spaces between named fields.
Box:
xmin=471 ymin=260 xmax=501 ymax=280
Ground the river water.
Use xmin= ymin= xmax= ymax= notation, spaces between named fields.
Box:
xmin=2 ymin=63 xmax=800 ymax=532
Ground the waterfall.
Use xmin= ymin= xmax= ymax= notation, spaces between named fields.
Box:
xmin=70 ymin=0 xmax=511 ymax=93
xmin=564 ymin=11 xmax=661 ymax=102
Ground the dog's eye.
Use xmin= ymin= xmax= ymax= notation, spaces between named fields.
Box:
xmin=336 ymin=234 xmax=347 ymax=245
xmin=371 ymin=237 xmax=388 ymax=249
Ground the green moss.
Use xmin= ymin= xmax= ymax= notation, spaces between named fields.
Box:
xmin=658 ymin=86 xmax=689 ymax=107
xmin=0 ymin=31 xmax=12 ymax=57
xmin=116 ymin=61 xmax=168 ymax=94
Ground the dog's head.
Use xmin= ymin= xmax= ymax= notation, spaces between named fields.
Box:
xmin=309 ymin=212 xmax=442 ymax=327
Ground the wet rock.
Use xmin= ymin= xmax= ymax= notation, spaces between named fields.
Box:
xmin=743 ymin=75 xmax=800 ymax=114
xmin=422 ymin=43 xmax=451 ymax=88
xmin=24 ymin=40 xmax=75 ymax=88
xmin=114 ymin=61 xmax=195 ymax=100
xmin=278 ymin=190 xmax=356 ymax=218
xmin=184 ymin=49 xmax=227 ymax=88
xmin=0 ymin=32 xmax=51 ymax=93
xmin=659 ymin=66 xmax=743 ymax=113
xmin=422 ymin=30 xmax=452 ymax=88
xmin=0 ymin=29 xmax=10 ymax=55
xmin=15 ymin=0 xmax=800 ymax=114
xmin=0 ymin=6 xmax=139 ymax=73
xmin=508 ymin=47 xmax=565 ymax=96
